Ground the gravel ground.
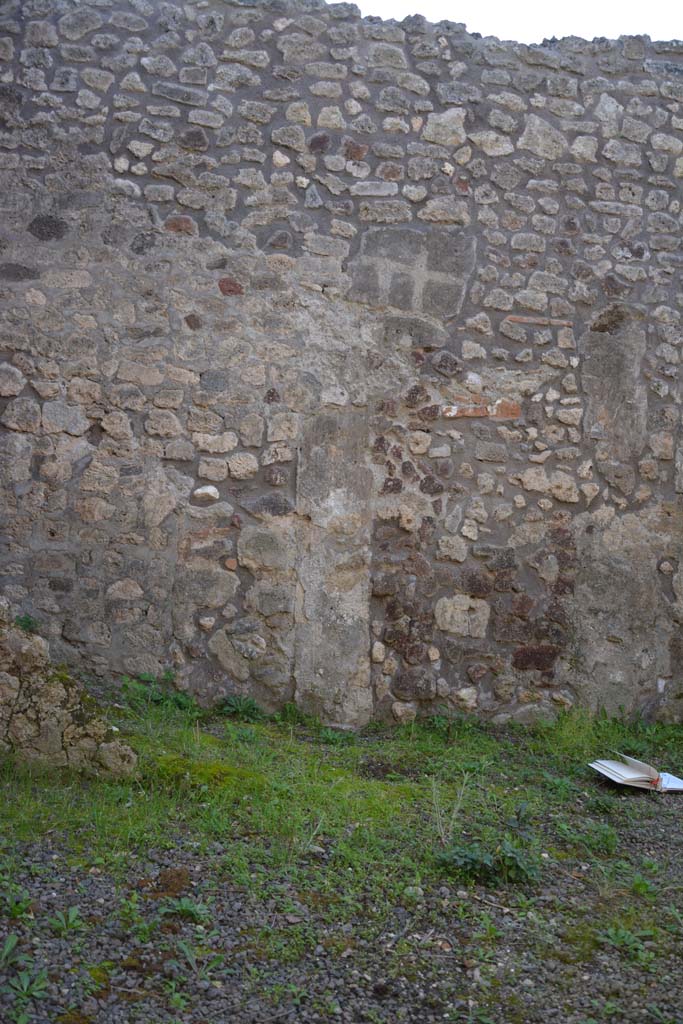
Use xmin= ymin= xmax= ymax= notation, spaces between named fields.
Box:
xmin=3 ymin=789 xmax=683 ymax=1024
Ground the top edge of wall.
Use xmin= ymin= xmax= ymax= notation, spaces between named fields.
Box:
xmin=193 ymin=0 xmax=682 ymax=52
xmin=11 ymin=0 xmax=682 ymax=56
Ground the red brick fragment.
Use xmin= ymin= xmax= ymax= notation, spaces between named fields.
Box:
xmin=443 ymin=400 xmax=488 ymax=418
xmin=218 ymin=276 xmax=244 ymax=296
xmin=164 ymin=215 xmax=198 ymax=235
xmin=490 ymin=398 xmax=522 ymax=419
xmin=442 ymin=396 xmax=521 ymax=420
xmin=344 ymin=139 xmax=369 ymax=161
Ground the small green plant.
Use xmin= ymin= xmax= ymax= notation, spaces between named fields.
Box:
xmin=664 ymin=904 xmax=683 ymax=937
xmin=585 ymin=793 xmax=620 ymax=815
xmin=557 ymin=820 xmax=618 ymax=856
xmin=474 ymin=912 xmax=502 ymax=943
xmin=423 ymin=708 xmax=485 ymax=743
xmin=598 ymin=924 xmax=656 ymax=969
xmin=461 ymin=1009 xmax=496 ymax=1024
xmin=139 ymin=668 xmax=176 ymax=686
xmin=4 ymin=892 xmax=34 ymax=921
xmin=232 ymin=725 xmax=259 ymax=744
xmin=539 ymin=770 xmax=577 ymax=802
xmin=423 ymin=712 xmax=452 ymax=738
xmin=121 ymin=674 xmax=198 ymax=714
xmin=438 ymin=834 xmax=540 ymax=885
xmin=506 ymin=800 xmax=533 ymax=832
xmin=48 ymin=906 xmax=85 ymax=937
xmin=647 ymin=1007 xmax=678 ymax=1024
xmin=496 ymin=836 xmax=540 ymax=884
xmin=276 ymin=702 xmax=314 ymax=727
xmin=437 ymin=841 xmax=494 ymax=883
xmin=218 ymin=695 xmax=265 ymax=723
xmin=631 ymin=873 xmax=657 ymax=900
xmin=317 ymin=727 xmax=354 ymax=746
xmin=82 ymin=960 xmax=114 ymax=997
xmin=118 ymin=891 xmax=158 ymax=942
xmin=2 ymin=968 xmax=48 ymax=1019
xmin=13 ymin=614 xmax=39 ymax=635
xmin=0 ymin=934 xmax=29 ymax=970
xmin=589 ymin=998 xmax=623 ymax=1017
xmin=118 ymin=891 xmax=142 ymax=925
xmin=159 ymin=896 xmax=211 ymax=924
xmin=163 ymin=979 xmax=189 ymax=1011
xmin=431 ymin=775 xmax=469 ymax=848
xmin=169 ymin=939 xmax=223 ymax=980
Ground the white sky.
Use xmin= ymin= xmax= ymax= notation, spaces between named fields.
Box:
xmin=357 ymin=0 xmax=682 ymax=44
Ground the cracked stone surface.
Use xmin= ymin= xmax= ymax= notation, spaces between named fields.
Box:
xmin=0 ymin=599 xmax=137 ymax=776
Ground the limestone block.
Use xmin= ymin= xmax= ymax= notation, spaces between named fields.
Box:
xmin=391 ymin=701 xmax=417 ymax=724
xmin=421 ymin=108 xmax=467 ymax=146
xmin=237 ymin=525 xmax=294 ymax=574
xmin=0 ymin=363 xmax=27 ymax=397
xmin=192 ymin=431 xmax=238 ymax=453
xmin=518 ymin=114 xmax=568 ymax=159
xmin=435 ymin=596 xmax=490 ymax=638
xmin=1 ymin=398 xmax=41 ymax=433
xmin=227 ymin=453 xmax=259 ymax=479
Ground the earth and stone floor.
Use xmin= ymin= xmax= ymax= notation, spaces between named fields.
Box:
xmin=2 ymin=697 xmax=683 ymax=1024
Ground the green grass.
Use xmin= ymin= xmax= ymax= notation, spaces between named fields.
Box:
xmin=2 ymin=703 xmax=681 ymax=878
xmin=3 ymin=698 xmax=683 ymax=1020
xmin=13 ymin=614 xmax=40 ymax=636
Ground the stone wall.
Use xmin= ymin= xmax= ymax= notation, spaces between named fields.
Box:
xmin=0 ymin=0 xmax=681 ymax=727
xmin=0 ymin=598 xmax=137 ymax=775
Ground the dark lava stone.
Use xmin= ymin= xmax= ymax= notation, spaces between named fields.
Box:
xmin=266 ymin=230 xmax=292 ymax=250
xmin=130 ymin=232 xmax=156 ymax=255
xmin=308 ymin=132 xmax=331 ymax=153
xmin=0 ymin=262 xmax=39 ymax=280
xmin=179 ymin=126 xmax=209 ymax=151
xmin=28 ymin=215 xmax=68 ymax=241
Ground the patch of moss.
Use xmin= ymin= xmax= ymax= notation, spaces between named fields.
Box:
xmin=50 ymin=666 xmax=73 ymax=684
xmin=119 ymin=955 xmax=143 ymax=971
xmin=86 ymin=961 xmax=113 ymax=988
xmin=554 ymin=921 xmax=600 ymax=963
xmin=154 ymin=753 xmax=266 ymax=791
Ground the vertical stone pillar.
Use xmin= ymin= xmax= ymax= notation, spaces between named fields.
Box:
xmin=294 ymin=409 xmax=374 ymax=727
